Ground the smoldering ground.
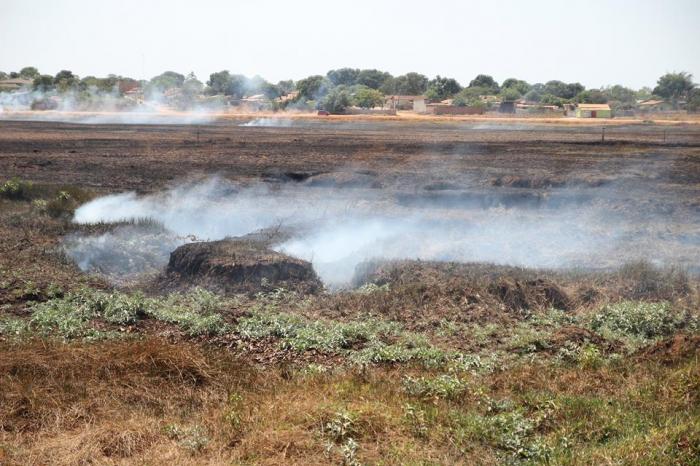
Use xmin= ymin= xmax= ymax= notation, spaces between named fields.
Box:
xmin=63 ymin=175 xmax=700 ymax=287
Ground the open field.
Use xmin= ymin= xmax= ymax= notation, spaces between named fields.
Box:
xmin=1 ymin=118 xmax=699 ymax=465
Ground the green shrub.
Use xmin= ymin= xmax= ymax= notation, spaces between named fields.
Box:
xmin=590 ymin=301 xmax=693 ymax=341
xmin=452 ymin=409 xmax=552 ymax=463
xmin=147 ymin=289 xmax=228 ymax=336
xmin=237 ymin=311 xmax=400 ymax=354
xmin=0 ymin=178 xmax=33 ymax=200
xmin=0 ymin=317 xmax=29 ymax=337
xmin=46 ymin=191 xmax=79 ymax=218
xmin=403 ymin=374 xmax=469 ymax=400
xmin=19 ymin=287 xmax=228 ymax=340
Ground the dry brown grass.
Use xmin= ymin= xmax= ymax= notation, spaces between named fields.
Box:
xmin=1 ymin=336 xmax=698 ymax=465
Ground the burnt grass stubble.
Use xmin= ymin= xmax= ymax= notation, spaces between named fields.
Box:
xmin=0 ymin=120 xmax=699 ymax=465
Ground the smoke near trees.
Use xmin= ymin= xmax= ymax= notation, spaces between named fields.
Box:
xmin=1 ymin=65 xmax=697 ymax=115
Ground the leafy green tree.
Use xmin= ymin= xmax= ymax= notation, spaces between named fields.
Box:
xmin=321 ymin=86 xmax=351 ymax=113
xmin=687 ymin=89 xmax=700 ymax=112
xmin=261 ymin=82 xmax=281 ymax=99
xmin=183 ymin=72 xmax=203 ymax=93
xmin=9 ymin=72 xmax=20 ymax=79
xmin=453 ymin=87 xmax=486 ymax=108
xmin=33 ymin=75 xmax=55 ymax=92
xmin=425 ymin=75 xmax=462 ymax=100
xmin=603 ymin=85 xmax=636 ymax=104
xmin=501 ymin=78 xmax=531 ymax=96
xmin=468 ymin=74 xmax=499 ymax=93
xmin=19 ymin=66 xmax=40 ymax=79
xmin=81 ymin=75 xmax=128 ymax=93
xmin=499 ymin=87 xmax=521 ymax=101
xmin=576 ymin=89 xmax=608 ymax=104
xmin=653 ymin=72 xmax=695 ymax=107
xmin=327 ymin=68 xmax=360 ymax=86
xmin=543 ymin=80 xmax=583 ymax=99
xmin=296 ymin=75 xmax=330 ymax=101
xmin=174 ymin=72 xmax=204 ymax=107
xmin=0 ymin=71 xmax=8 ymax=80
xmin=149 ymin=71 xmax=185 ymax=91
xmin=206 ymin=71 xmax=247 ymax=98
xmin=356 ymin=69 xmax=392 ymax=90
xmin=524 ymin=83 xmax=545 ymax=102
xmin=353 ymin=86 xmax=384 ymax=108
xmin=276 ymin=80 xmax=295 ymax=94
xmin=53 ymin=70 xmax=79 ymax=92
xmin=636 ymin=87 xmax=653 ymax=100
xmin=385 ymin=72 xmax=429 ymax=95
xmin=207 ymin=70 xmax=232 ymax=94
xmin=539 ymin=94 xmax=566 ymax=106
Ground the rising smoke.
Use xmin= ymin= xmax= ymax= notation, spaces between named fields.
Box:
xmin=0 ymin=86 xmax=223 ymax=124
xmin=240 ymin=118 xmax=295 ymax=127
xmin=64 ymin=175 xmax=689 ymax=287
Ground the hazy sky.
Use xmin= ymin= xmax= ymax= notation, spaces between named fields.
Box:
xmin=1 ymin=0 xmax=698 ymax=89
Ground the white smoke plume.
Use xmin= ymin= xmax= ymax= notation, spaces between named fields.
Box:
xmin=240 ymin=118 xmax=295 ymax=127
xmin=0 ymin=86 xmax=224 ymax=124
xmin=66 ymin=176 xmax=697 ymax=287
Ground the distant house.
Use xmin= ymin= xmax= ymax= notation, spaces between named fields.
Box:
xmin=385 ymin=95 xmax=425 ymax=112
xmin=117 ymin=79 xmax=140 ymax=94
xmin=637 ymin=99 xmax=671 ymax=112
xmin=576 ymin=103 xmax=612 ymax=118
xmin=499 ymin=101 xmax=516 ymax=114
xmin=0 ymin=78 xmax=32 ymax=91
xmin=275 ymin=91 xmax=299 ymax=103
xmin=242 ymin=94 xmax=267 ymax=103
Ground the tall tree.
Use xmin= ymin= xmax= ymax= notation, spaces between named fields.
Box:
xmin=356 ymin=69 xmax=392 ymax=90
xmin=426 ymin=75 xmax=462 ymax=100
xmin=501 ymin=78 xmax=531 ymax=96
xmin=387 ymin=72 xmax=429 ymax=95
xmin=326 ymin=68 xmax=360 ymax=86
xmin=19 ymin=66 xmax=40 ymax=79
xmin=353 ymin=86 xmax=384 ymax=108
xmin=653 ymin=72 xmax=695 ymax=107
xmin=296 ymin=75 xmax=330 ymax=100
xmin=53 ymin=70 xmax=79 ymax=92
xmin=469 ymin=74 xmax=499 ymax=93
xmin=206 ymin=71 xmax=247 ymax=98
xmin=149 ymin=71 xmax=185 ymax=91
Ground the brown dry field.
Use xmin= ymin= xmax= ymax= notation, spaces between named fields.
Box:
xmin=1 ymin=118 xmax=700 ymax=192
xmin=1 ymin=117 xmax=700 ymax=465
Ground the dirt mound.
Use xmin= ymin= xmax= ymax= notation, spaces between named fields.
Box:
xmin=488 ymin=278 xmax=573 ymax=312
xmin=639 ymin=334 xmax=700 ymax=365
xmin=165 ymin=238 xmax=322 ymax=294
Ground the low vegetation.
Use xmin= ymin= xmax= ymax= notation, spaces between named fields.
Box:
xmin=0 ymin=179 xmax=699 ymax=464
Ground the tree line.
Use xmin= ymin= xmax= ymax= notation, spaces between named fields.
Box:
xmin=1 ymin=66 xmax=698 ymax=112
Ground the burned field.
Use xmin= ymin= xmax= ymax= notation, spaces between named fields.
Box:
xmin=1 ymin=118 xmax=700 ymax=465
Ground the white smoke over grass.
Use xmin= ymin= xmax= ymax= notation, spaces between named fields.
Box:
xmin=63 ymin=224 xmax=186 ymax=284
xmin=63 ymin=176 xmax=693 ymax=287
xmin=240 ymin=118 xmax=294 ymax=127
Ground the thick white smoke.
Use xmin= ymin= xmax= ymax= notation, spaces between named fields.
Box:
xmin=65 ymin=176 xmax=693 ymax=287
xmin=240 ymin=118 xmax=294 ymax=127
xmin=0 ymin=87 xmax=223 ymax=124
